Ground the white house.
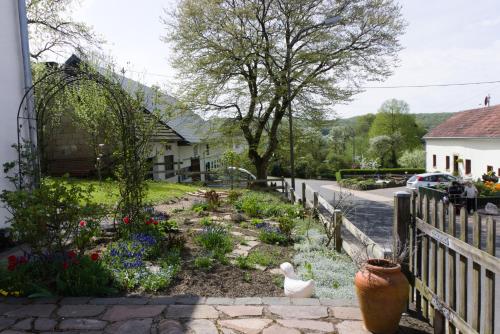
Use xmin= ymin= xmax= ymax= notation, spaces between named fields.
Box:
xmin=424 ymin=105 xmax=500 ymax=180
xmin=0 ymin=1 xmax=33 ymax=229
xmin=44 ymin=55 xmax=245 ymax=183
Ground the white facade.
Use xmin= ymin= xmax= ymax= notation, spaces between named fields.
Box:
xmin=0 ymin=1 xmax=27 ymax=229
xmin=425 ymin=138 xmax=500 ymax=180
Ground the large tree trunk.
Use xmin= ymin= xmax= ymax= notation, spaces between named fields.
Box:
xmin=255 ymin=159 xmax=268 ymax=180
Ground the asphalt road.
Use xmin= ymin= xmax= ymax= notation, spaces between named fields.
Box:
xmin=289 ymin=178 xmax=408 ymax=250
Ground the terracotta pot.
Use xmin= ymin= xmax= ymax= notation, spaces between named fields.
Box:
xmin=354 ymin=259 xmax=409 ymax=334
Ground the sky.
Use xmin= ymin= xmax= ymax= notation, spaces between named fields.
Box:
xmin=66 ymin=0 xmax=500 ymax=119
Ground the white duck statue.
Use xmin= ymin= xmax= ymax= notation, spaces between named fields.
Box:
xmin=280 ymin=262 xmax=315 ymax=298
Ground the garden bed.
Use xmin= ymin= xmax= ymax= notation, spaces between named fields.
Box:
xmin=338 ymin=177 xmax=406 ymax=191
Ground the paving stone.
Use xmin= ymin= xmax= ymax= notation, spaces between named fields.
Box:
xmin=59 ymin=318 xmax=107 ymax=330
xmin=231 ymin=249 xmax=249 ymax=257
xmin=158 ymin=319 xmax=184 ymax=334
xmin=30 ymin=297 xmax=60 ymax=304
xmin=174 ymin=296 xmax=206 ymax=305
xmin=4 ymin=304 xmax=56 ymax=318
xmin=102 ymin=305 xmax=165 ymax=322
xmin=277 ymin=319 xmax=335 ymax=332
xmin=0 ymin=330 xmax=29 ymax=334
xmin=185 ymin=319 xmax=218 ymax=334
xmin=149 ymin=297 xmax=176 ymax=305
xmin=262 ymin=297 xmax=291 ymax=305
xmin=245 ymin=241 xmax=260 ymax=248
xmin=11 ymin=318 xmax=32 ymax=331
xmin=262 ymin=324 xmax=300 ymax=334
xmin=233 ymin=297 xmax=262 ymax=305
xmin=60 ymin=297 xmax=91 ymax=305
xmin=217 ymin=306 xmax=263 ymax=317
xmin=290 ymin=298 xmax=320 ymax=306
xmin=165 ymin=305 xmax=219 ymax=319
xmin=58 ymin=304 xmax=106 ymax=317
xmin=218 ymin=319 xmax=272 ymax=334
xmin=336 ymin=320 xmax=370 ymax=334
xmin=254 ymin=264 xmax=266 ymax=271
xmin=330 ymin=307 xmax=363 ymax=320
xmin=268 ymin=268 xmax=282 ymax=275
xmin=205 ymin=297 xmax=234 ymax=305
xmin=0 ymin=305 xmax=22 ymax=315
xmin=105 ymin=318 xmax=152 ymax=334
xmin=90 ymin=297 xmax=149 ymax=305
xmin=33 ymin=318 xmax=57 ymax=331
xmin=0 ymin=318 xmax=16 ymax=331
xmin=268 ymin=305 xmax=328 ymax=319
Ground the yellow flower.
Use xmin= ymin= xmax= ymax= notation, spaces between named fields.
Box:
xmin=0 ymin=289 xmax=8 ymax=297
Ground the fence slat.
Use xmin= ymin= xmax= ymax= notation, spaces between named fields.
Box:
xmin=460 ymin=207 xmax=469 ymax=244
xmin=469 ymin=262 xmax=480 ymax=331
xmin=422 ymin=196 xmax=430 ymax=318
xmin=485 ymin=216 xmax=496 ymax=256
xmin=472 ymin=213 xmax=481 ymax=250
xmin=334 ymin=209 xmax=342 ymax=253
xmin=448 ymin=203 xmax=456 ymax=237
xmin=301 ymin=182 xmax=306 ymax=209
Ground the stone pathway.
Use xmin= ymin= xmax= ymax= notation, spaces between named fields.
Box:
xmin=0 ymin=296 xmax=369 ymax=333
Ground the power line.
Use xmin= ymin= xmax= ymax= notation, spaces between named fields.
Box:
xmin=363 ymin=80 xmax=500 ymax=89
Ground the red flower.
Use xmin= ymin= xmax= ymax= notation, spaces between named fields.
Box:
xmin=90 ymin=253 xmax=99 ymax=261
xmin=123 ymin=216 xmax=130 ymax=224
xmin=62 ymin=261 xmax=69 ymax=270
xmin=145 ymin=217 xmax=152 ymax=225
xmin=7 ymin=255 xmax=17 ymax=264
xmin=153 ymin=220 xmax=158 ymax=225
xmin=79 ymin=220 xmax=87 ymax=227
xmin=18 ymin=256 xmax=28 ymax=264
xmin=67 ymin=250 xmax=77 ymax=259
xmin=7 ymin=263 xmax=16 ymax=271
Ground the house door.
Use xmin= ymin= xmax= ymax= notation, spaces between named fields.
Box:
xmin=190 ymin=158 xmax=201 ymax=181
xmin=453 ymin=155 xmax=459 ymax=174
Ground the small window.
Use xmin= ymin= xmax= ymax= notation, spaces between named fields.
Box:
xmin=432 ymin=155 xmax=437 ymax=167
xmin=465 ymin=159 xmax=471 ymax=175
xmin=487 ymin=165 xmax=493 ymax=172
xmin=445 ymin=156 xmax=450 ymax=170
xmin=164 ymin=155 xmax=174 ymax=171
xmin=193 ymin=145 xmax=198 ymax=157
xmin=206 ymin=144 xmax=210 ymax=155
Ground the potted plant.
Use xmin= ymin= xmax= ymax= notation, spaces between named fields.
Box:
xmin=354 ymin=254 xmax=409 ymax=334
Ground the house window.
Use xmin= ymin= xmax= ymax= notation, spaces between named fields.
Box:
xmin=206 ymin=144 xmax=210 ymax=155
xmin=432 ymin=155 xmax=436 ymax=168
xmin=164 ymin=155 xmax=174 ymax=171
xmin=498 ymin=168 xmax=500 ymax=176
xmin=445 ymin=156 xmax=450 ymax=170
xmin=193 ymin=145 xmax=198 ymax=157
xmin=487 ymin=165 xmax=493 ymax=172
xmin=465 ymin=159 xmax=471 ymax=175
xmin=453 ymin=155 xmax=459 ymax=173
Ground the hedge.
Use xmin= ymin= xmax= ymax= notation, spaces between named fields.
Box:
xmin=335 ymin=168 xmax=426 ymax=180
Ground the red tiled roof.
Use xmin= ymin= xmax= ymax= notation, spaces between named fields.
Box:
xmin=424 ymin=104 xmax=500 ymax=138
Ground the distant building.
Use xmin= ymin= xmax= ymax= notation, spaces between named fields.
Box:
xmin=424 ymin=105 xmax=500 ymax=180
xmin=44 ymin=55 xmax=245 ymax=182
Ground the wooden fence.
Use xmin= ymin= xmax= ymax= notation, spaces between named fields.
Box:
xmin=393 ymin=192 xmax=499 ymax=334
xmin=282 ymin=181 xmax=388 ymax=259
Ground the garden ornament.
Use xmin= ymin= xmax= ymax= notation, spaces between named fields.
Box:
xmin=485 ymin=203 xmax=499 ymax=215
xmin=280 ymin=262 xmax=315 ymax=298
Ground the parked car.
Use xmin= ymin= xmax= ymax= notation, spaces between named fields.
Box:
xmin=406 ymin=172 xmax=457 ymax=191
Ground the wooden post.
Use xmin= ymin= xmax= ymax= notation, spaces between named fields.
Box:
xmin=285 ymin=182 xmax=289 ymax=200
xmin=393 ymin=191 xmax=411 ymax=273
xmin=302 ymin=182 xmax=306 ymax=209
xmin=313 ymin=192 xmax=318 ymax=211
xmin=290 ymin=188 xmax=295 ymax=204
xmin=281 ymin=177 xmax=285 ymax=194
xmin=334 ymin=209 xmax=342 ymax=253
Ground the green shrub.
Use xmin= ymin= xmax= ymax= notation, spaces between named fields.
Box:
xmin=259 ymin=229 xmax=287 ymax=245
xmin=247 ymin=250 xmax=279 ymax=267
xmin=194 ymin=256 xmax=213 ymax=271
xmin=250 ymin=218 xmax=263 ymax=226
xmin=0 ymin=177 xmax=105 ymax=256
xmin=235 ymin=255 xmax=253 ymax=269
xmin=277 ymin=216 xmax=296 ymax=240
xmin=192 ymin=203 xmax=208 ymax=214
xmin=227 ymin=190 xmax=243 ymax=203
xmin=200 ymin=217 xmax=213 ymax=227
xmin=235 ymin=192 xmax=302 ymax=219
xmin=195 ymin=227 xmax=233 ymax=254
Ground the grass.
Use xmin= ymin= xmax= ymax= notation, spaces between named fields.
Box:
xmin=63 ymin=178 xmax=199 ymax=206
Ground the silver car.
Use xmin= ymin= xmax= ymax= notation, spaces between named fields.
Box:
xmin=406 ymin=172 xmax=457 ymax=191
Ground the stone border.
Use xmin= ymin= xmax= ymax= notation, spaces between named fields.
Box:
xmin=0 ymin=296 xmax=358 ymax=307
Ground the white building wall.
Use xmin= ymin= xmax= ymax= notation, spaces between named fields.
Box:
xmin=425 ymin=138 xmax=500 ymax=180
xmin=0 ymin=2 xmax=26 ymax=229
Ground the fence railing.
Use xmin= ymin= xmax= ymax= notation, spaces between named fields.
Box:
xmin=394 ymin=192 xmax=499 ymax=334
xmin=282 ymin=180 xmax=388 ymax=259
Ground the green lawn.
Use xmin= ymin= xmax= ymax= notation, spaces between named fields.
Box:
xmin=66 ymin=179 xmax=200 ymax=206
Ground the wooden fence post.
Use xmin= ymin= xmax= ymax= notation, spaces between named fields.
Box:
xmin=334 ymin=209 xmax=342 ymax=253
xmin=281 ymin=177 xmax=285 ymax=194
xmin=313 ymin=192 xmax=318 ymax=211
xmin=302 ymin=182 xmax=306 ymax=208
xmin=393 ymin=191 xmax=411 ymax=273
xmin=290 ymin=188 xmax=295 ymax=204
xmin=284 ymin=182 xmax=289 ymax=200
